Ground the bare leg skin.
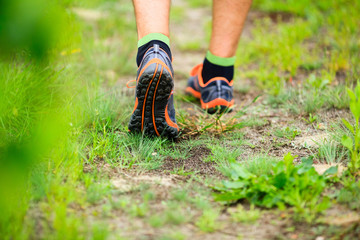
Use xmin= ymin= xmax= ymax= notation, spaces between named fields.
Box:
xmin=132 ymin=0 xmax=171 ymax=39
xmin=210 ymin=0 xmax=252 ymax=58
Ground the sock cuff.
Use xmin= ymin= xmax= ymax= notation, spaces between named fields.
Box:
xmin=138 ymin=33 xmax=170 ymax=48
xmin=206 ymin=51 xmax=236 ymax=67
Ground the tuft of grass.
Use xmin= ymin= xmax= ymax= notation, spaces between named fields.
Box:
xmin=125 ymin=135 xmax=166 ymax=170
xmin=267 ymin=83 xmax=350 ymax=116
xmin=148 ymin=214 xmax=166 ymax=228
xmin=273 ymin=126 xmax=301 ymax=140
xmin=315 ymin=139 xmax=348 ymax=165
xmin=158 ymin=142 xmax=192 ymax=160
xmin=227 ymin=205 xmax=261 ymax=224
xmin=205 ymin=144 xmax=242 ymax=163
xmin=163 ymin=203 xmax=189 ymax=225
xmin=91 ymin=222 xmax=110 ymax=240
xmin=127 ymin=201 xmax=149 ymax=218
xmin=243 ymin=116 xmax=269 ymax=128
xmin=195 ymin=209 xmax=221 ymax=232
xmin=86 ymin=181 xmax=112 ymax=204
xmin=242 ymin=155 xmax=280 ymax=176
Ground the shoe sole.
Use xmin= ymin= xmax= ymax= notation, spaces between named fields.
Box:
xmin=128 ymin=61 xmax=179 ymax=139
xmin=201 ymin=98 xmax=234 ymax=114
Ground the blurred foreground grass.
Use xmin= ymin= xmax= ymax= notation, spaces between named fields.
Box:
xmin=0 ymin=0 xmax=79 ymax=237
xmin=0 ymin=0 xmax=359 ymax=239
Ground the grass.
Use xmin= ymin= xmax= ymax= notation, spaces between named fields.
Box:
xmin=205 ymin=143 xmax=242 ymax=163
xmin=228 ymin=205 xmax=261 ymax=224
xmin=273 ymin=126 xmax=301 ymax=140
xmin=195 ymin=209 xmax=221 ymax=232
xmin=238 ymin=0 xmax=360 ymax=94
xmin=1 ymin=0 xmax=360 ymax=239
xmin=242 ymin=155 xmax=280 ymax=176
xmin=315 ymin=139 xmax=348 ymax=165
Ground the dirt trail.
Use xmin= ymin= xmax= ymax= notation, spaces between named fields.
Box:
xmin=105 ymin=3 xmax=352 ymax=239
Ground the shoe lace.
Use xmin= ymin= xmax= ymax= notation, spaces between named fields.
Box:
xmin=126 ymin=79 xmax=136 ymax=88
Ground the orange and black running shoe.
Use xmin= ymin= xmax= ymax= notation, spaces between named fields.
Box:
xmin=128 ymin=44 xmax=179 ymax=139
xmin=185 ymin=64 xmax=234 ymax=114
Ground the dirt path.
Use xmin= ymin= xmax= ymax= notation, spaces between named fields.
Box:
xmin=71 ymin=2 xmax=356 ymax=239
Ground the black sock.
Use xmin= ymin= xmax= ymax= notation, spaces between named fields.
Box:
xmin=136 ymin=40 xmax=172 ymax=67
xmin=201 ymin=58 xmax=234 ymax=83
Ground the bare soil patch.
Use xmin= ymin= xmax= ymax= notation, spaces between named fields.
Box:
xmin=158 ymin=146 xmax=220 ymax=176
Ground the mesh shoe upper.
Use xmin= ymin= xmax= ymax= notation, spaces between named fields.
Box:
xmin=186 ymin=64 xmax=234 ymax=111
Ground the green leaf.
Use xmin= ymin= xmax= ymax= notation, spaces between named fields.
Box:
xmin=342 ymin=119 xmax=354 ymax=134
xmin=200 ymin=122 xmax=215 ymax=131
xmin=355 ymin=83 xmax=360 ymax=101
xmin=223 ymin=181 xmax=245 ymax=189
xmin=252 ymin=95 xmax=261 ymax=103
xmin=316 ymin=196 xmax=331 ymax=212
xmin=283 ymin=152 xmax=296 ymax=167
xmin=341 ymin=135 xmax=353 ymax=151
xmin=297 ymin=156 xmax=314 ymax=174
xmin=350 ymin=102 xmax=360 ymax=120
xmin=297 ymin=165 xmax=313 ymax=175
xmin=230 ymin=163 xmax=254 ymax=180
xmin=301 ymin=156 xmax=314 ymax=167
xmin=323 ymin=166 xmax=338 ymax=176
xmin=214 ymin=192 xmax=244 ymax=202
xmin=273 ymin=172 xmax=287 ymax=189
xmin=347 ymin=88 xmax=356 ymax=102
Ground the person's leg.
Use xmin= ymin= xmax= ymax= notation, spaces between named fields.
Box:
xmin=209 ymin=0 xmax=252 ymax=58
xmin=202 ymin=0 xmax=252 ymax=83
xmin=132 ymin=0 xmax=172 ymax=66
xmin=129 ymin=0 xmax=179 ymax=138
xmin=186 ymin=0 xmax=252 ymax=113
xmin=133 ymin=0 xmax=170 ymax=39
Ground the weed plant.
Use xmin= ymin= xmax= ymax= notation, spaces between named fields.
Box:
xmin=214 ymin=153 xmax=335 ymax=222
xmin=337 ymin=178 xmax=360 ymax=210
xmin=341 ymin=83 xmax=360 ymax=175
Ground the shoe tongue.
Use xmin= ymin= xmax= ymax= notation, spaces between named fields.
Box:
xmin=153 ymin=44 xmax=159 ymax=53
xmin=216 ymin=80 xmax=222 ymax=98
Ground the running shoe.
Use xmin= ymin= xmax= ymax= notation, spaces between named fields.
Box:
xmin=128 ymin=44 xmax=179 ymax=138
xmin=185 ymin=63 xmax=234 ymax=113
